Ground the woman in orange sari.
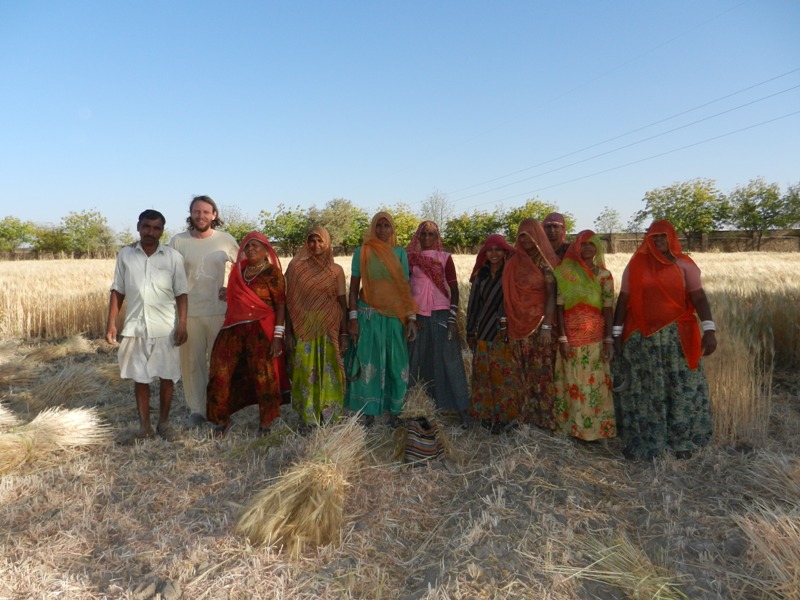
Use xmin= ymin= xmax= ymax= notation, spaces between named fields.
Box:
xmin=612 ymin=220 xmax=717 ymax=460
xmin=502 ymin=218 xmax=559 ymax=430
xmin=346 ymin=212 xmax=418 ymax=426
xmin=285 ymin=226 xmax=348 ymax=431
xmin=207 ymin=232 xmax=286 ymax=436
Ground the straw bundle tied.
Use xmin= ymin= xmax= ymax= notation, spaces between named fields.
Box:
xmin=0 ymin=402 xmax=21 ymax=430
xmin=28 ymin=364 xmax=106 ymax=409
xmin=235 ymin=415 xmax=366 ymax=557
xmin=0 ymin=407 xmax=112 ymax=475
xmin=546 ymin=533 xmax=687 ymax=599
xmin=24 ymin=334 xmax=95 ymax=362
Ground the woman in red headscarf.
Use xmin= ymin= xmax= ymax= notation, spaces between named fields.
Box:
xmin=553 ymin=230 xmax=616 ymax=442
xmin=466 ymin=234 xmax=520 ymax=433
xmin=502 ymin=218 xmax=559 ymax=430
xmin=207 ymin=231 xmax=287 ymax=436
xmin=612 ymin=220 xmax=717 ymax=460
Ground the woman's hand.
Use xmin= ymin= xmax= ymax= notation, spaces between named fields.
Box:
xmin=217 ymin=287 xmax=227 ymax=301
xmin=538 ymin=327 xmax=552 ymax=347
xmin=447 ymin=320 xmax=457 ymax=341
xmin=269 ymin=337 xmax=283 ymax=359
xmin=558 ymin=339 xmax=570 ymax=360
xmin=602 ymin=341 xmax=614 ymax=362
xmin=467 ymin=333 xmax=477 ymax=352
xmin=348 ymin=317 xmax=360 ymax=345
xmin=702 ymin=331 xmax=717 ymax=356
xmin=406 ymin=319 xmax=418 ymax=342
xmin=339 ymin=332 xmax=349 ymax=354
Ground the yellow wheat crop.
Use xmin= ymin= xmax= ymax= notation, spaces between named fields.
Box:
xmin=1 ymin=252 xmax=798 ymax=446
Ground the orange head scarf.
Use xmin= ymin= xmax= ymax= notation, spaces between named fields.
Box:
xmin=359 ymin=212 xmax=418 ymax=323
xmin=285 ymin=226 xmax=342 ymax=342
xmin=623 ymin=220 xmax=702 ymax=369
xmin=502 ymin=218 xmax=558 ymax=340
xmin=470 ymin=234 xmax=515 ymax=282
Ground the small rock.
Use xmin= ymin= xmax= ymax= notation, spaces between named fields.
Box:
xmin=158 ymin=579 xmax=182 ymax=600
xmin=133 ymin=579 xmax=156 ymax=600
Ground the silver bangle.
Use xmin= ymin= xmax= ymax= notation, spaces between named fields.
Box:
xmin=701 ymin=320 xmax=716 ymax=332
xmin=612 ymin=325 xmax=623 ymax=337
xmin=540 ymin=324 xmax=552 ymax=330
xmin=349 ymin=310 xmax=358 ymax=320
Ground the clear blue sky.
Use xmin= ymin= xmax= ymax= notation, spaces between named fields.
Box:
xmin=1 ymin=0 xmax=798 ymax=236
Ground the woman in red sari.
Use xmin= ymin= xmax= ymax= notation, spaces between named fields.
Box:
xmin=207 ymin=232 xmax=287 ymax=436
xmin=502 ymin=218 xmax=559 ymax=430
xmin=612 ymin=220 xmax=717 ymax=460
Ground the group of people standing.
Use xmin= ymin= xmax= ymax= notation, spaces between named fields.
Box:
xmin=465 ymin=212 xmax=717 ymax=461
xmin=106 ymin=199 xmax=717 ymax=461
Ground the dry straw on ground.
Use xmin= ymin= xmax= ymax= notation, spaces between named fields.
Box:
xmin=1 ymin=253 xmax=799 ymax=598
xmin=236 ymin=415 xmax=366 ymax=557
xmin=0 ymin=406 xmax=112 ymax=474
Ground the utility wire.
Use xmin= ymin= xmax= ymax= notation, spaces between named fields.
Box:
xmin=446 ymin=67 xmax=800 ymax=196
xmin=462 ymin=109 xmax=800 ymax=210
xmin=450 ymin=83 xmax=800 ymax=203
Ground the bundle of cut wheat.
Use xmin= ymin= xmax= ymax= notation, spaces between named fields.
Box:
xmin=0 ymin=407 xmax=112 ymax=474
xmin=235 ymin=415 xmax=366 ymax=557
xmin=0 ymin=402 xmax=21 ymax=430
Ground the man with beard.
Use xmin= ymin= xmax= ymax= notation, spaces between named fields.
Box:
xmin=106 ymin=209 xmax=188 ymax=440
xmin=169 ymin=195 xmax=239 ymax=428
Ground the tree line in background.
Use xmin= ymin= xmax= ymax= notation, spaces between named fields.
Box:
xmin=1 ymin=177 xmax=798 ymax=256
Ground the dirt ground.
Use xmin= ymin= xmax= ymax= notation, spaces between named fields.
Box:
xmin=1 ymin=338 xmax=799 ymax=599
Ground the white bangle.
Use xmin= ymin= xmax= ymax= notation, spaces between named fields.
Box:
xmin=701 ymin=320 xmax=716 ymax=332
xmin=612 ymin=325 xmax=623 ymax=337
xmin=558 ymin=336 xmax=568 ymax=343
xmin=408 ymin=314 xmax=417 ymax=322
xmin=540 ymin=324 xmax=552 ymax=331
xmin=273 ymin=325 xmax=285 ymax=333
xmin=349 ymin=310 xmax=358 ymax=320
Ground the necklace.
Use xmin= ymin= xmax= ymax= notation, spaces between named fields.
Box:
xmin=243 ymin=262 xmax=266 ymax=284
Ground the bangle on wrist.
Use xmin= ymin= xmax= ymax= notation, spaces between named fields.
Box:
xmin=612 ymin=325 xmax=623 ymax=337
xmin=603 ymin=337 xmax=613 ymax=344
xmin=558 ymin=336 xmax=568 ymax=343
xmin=540 ymin=324 xmax=552 ymax=331
xmin=349 ymin=310 xmax=358 ymax=320
xmin=701 ymin=320 xmax=716 ymax=332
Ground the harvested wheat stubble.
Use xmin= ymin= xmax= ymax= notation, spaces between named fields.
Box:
xmin=236 ymin=415 xmax=366 ymax=557
xmin=24 ymin=334 xmax=96 ymax=362
xmin=0 ymin=406 xmax=112 ymax=474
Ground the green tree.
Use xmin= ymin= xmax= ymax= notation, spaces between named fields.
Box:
xmin=593 ymin=206 xmax=623 ymax=234
xmin=258 ymin=204 xmax=311 ymax=256
xmin=443 ymin=210 xmax=502 ymax=252
xmin=0 ymin=216 xmax=35 ymax=252
xmin=61 ymin=209 xmax=115 ymax=256
xmin=378 ymin=202 xmax=419 ymax=247
xmin=501 ymin=199 xmax=574 ymax=240
xmin=725 ymin=178 xmax=786 ymax=249
xmin=32 ymin=225 xmax=71 ymax=254
xmin=316 ymin=198 xmax=369 ymax=254
xmin=635 ymin=179 xmax=726 ymax=249
xmin=219 ymin=204 xmax=258 ymax=244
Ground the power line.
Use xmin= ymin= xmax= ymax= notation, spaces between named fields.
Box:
xmin=450 ymin=82 xmax=800 ymax=203
xmin=446 ymin=67 xmax=800 ymax=196
xmin=461 ymin=109 xmax=800 ymax=211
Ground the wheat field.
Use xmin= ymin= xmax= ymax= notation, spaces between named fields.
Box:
xmin=1 ymin=253 xmax=799 ymax=599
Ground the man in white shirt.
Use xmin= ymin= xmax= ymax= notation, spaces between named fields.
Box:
xmin=106 ymin=209 xmax=188 ymax=440
xmin=169 ymin=195 xmax=239 ymax=428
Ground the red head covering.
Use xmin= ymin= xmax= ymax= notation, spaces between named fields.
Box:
xmin=470 ymin=234 xmax=515 ymax=281
xmin=406 ymin=220 xmax=449 ymax=298
xmin=502 ymin=219 xmax=558 ymax=340
xmin=623 ymin=220 xmax=702 ymax=369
